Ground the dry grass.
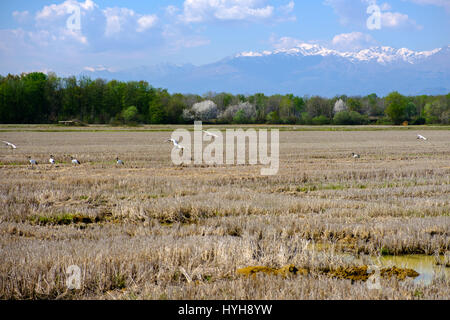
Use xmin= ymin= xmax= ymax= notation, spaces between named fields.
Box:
xmin=0 ymin=127 xmax=449 ymax=299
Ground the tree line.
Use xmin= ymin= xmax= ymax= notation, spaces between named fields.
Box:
xmin=0 ymin=72 xmax=449 ymax=125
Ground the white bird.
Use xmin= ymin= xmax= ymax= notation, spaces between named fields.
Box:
xmin=49 ymin=155 xmax=56 ymax=165
xmin=116 ymin=157 xmax=124 ymax=165
xmin=28 ymin=156 xmax=38 ymax=166
xmin=167 ymin=139 xmax=185 ymax=155
xmin=70 ymin=156 xmax=81 ymax=165
xmin=2 ymin=141 xmax=17 ymax=149
xmin=417 ymin=134 xmax=427 ymax=141
xmin=351 ymin=152 xmax=360 ymax=158
xmin=202 ymin=130 xmax=219 ymax=138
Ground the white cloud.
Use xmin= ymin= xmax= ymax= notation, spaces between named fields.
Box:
xmin=280 ymin=1 xmax=295 ymax=14
xmin=32 ymin=0 xmax=98 ymax=44
xmin=83 ymin=65 xmax=112 ymax=72
xmin=36 ymin=0 xmax=96 ymax=21
xmin=60 ymin=28 xmax=88 ymax=44
xmin=325 ymin=0 xmax=423 ymax=29
xmin=103 ymin=8 xmax=161 ymax=36
xmin=1 ymin=0 xmax=167 ymax=74
xmin=178 ymin=0 xmax=291 ymax=23
xmin=381 ymin=11 xmax=422 ymax=29
xmin=137 ymin=15 xmax=158 ymax=32
xmin=331 ymin=32 xmax=377 ymax=50
xmin=103 ymin=7 xmax=136 ymax=36
xmin=270 ymin=35 xmax=303 ymax=49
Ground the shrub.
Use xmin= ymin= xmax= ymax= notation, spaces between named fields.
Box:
xmin=300 ymin=112 xmax=312 ymax=125
xmin=232 ymin=110 xmax=248 ymax=124
xmin=333 ymin=111 xmax=369 ymax=125
xmin=333 ymin=111 xmax=351 ymax=125
xmin=266 ymin=111 xmax=280 ymax=124
xmin=411 ymin=117 xmax=426 ymax=125
xmin=122 ymin=106 xmax=139 ymax=124
xmin=312 ymin=115 xmax=330 ymax=125
xmin=375 ymin=117 xmax=394 ymax=125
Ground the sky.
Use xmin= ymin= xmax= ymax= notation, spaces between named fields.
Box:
xmin=0 ymin=0 xmax=449 ymax=75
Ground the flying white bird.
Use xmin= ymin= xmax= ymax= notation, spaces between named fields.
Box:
xmin=116 ymin=157 xmax=124 ymax=165
xmin=49 ymin=155 xmax=56 ymax=165
xmin=2 ymin=141 xmax=17 ymax=149
xmin=167 ymin=139 xmax=185 ymax=155
xmin=202 ymin=130 xmax=219 ymax=138
xmin=70 ymin=156 xmax=81 ymax=165
xmin=417 ymin=134 xmax=427 ymax=141
xmin=28 ymin=156 xmax=38 ymax=166
xmin=351 ymin=152 xmax=360 ymax=158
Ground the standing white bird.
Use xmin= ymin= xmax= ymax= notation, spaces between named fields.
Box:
xmin=116 ymin=157 xmax=124 ymax=165
xmin=351 ymin=152 xmax=360 ymax=158
xmin=28 ymin=156 xmax=38 ymax=166
xmin=167 ymin=139 xmax=185 ymax=155
xmin=70 ymin=156 xmax=81 ymax=165
xmin=417 ymin=134 xmax=427 ymax=141
xmin=49 ymin=155 xmax=56 ymax=165
xmin=2 ymin=141 xmax=17 ymax=149
xmin=202 ymin=130 xmax=219 ymax=139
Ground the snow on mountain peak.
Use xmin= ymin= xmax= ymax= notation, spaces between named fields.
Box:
xmin=236 ymin=43 xmax=443 ymax=64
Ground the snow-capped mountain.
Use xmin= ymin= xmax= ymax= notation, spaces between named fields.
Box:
xmin=81 ymin=43 xmax=450 ymax=96
xmin=236 ymin=43 xmax=443 ymax=64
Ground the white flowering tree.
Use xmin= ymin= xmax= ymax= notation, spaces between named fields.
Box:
xmin=334 ymin=99 xmax=347 ymax=114
xmin=219 ymin=102 xmax=256 ymax=123
xmin=182 ymin=100 xmax=218 ymax=122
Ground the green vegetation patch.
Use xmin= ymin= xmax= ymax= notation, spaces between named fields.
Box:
xmin=29 ymin=213 xmax=107 ymax=226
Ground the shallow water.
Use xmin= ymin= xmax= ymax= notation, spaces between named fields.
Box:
xmin=310 ymin=243 xmax=449 ymax=285
xmin=370 ymin=255 xmax=449 ymax=285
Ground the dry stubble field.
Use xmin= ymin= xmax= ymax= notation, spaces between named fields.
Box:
xmin=0 ymin=125 xmax=449 ymax=299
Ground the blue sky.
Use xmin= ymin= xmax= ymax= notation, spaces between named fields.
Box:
xmin=0 ymin=0 xmax=449 ymax=75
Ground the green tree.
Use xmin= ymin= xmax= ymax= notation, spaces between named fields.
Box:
xmin=148 ymin=89 xmax=169 ymax=124
xmin=385 ymin=91 xmax=408 ymax=124
xmin=423 ymin=102 xmax=438 ymax=124
xmin=232 ymin=109 xmax=248 ymax=124
xmin=306 ymin=96 xmax=332 ymax=118
xmin=404 ymin=101 xmax=417 ymax=121
xmin=266 ymin=111 xmax=280 ymax=124
xmin=166 ymin=93 xmax=186 ymax=123
xmin=347 ymin=98 xmax=363 ymax=114
xmin=122 ymin=106 xmax=139 ymax=124
xmin=22 ymin=72 xmax=48 ymax=123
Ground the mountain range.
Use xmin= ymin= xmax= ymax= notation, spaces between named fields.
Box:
xmin=81 ymin=43 xmax=450 ymax=97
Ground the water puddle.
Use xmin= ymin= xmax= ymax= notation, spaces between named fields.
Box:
xmin=366 ymin=255 xmax=449 ymax=285
xmin=310 ymin=242 xmax=449 ymax=285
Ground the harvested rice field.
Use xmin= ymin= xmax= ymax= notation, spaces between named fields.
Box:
xmin=0 ymin=125 xmax=449 ymax=300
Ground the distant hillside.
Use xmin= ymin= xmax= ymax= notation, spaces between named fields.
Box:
xmin=81 ymin=44 xmax=450 ymax=97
